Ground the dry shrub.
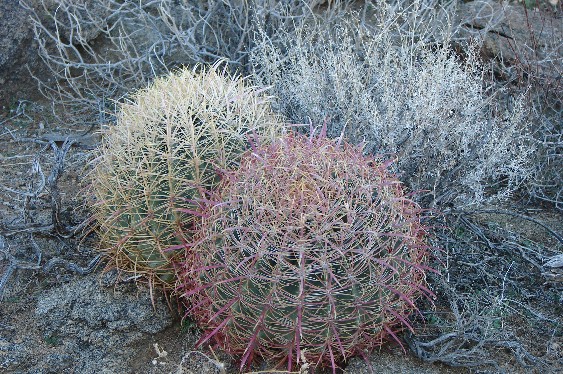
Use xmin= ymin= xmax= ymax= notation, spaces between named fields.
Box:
xmin=407 ymin=210 xmax=563 ymax=371
xmin=454 ymin=0 xmax=562 ymax=210
xmin=250 ymin=1 xmax=536 ymax=208
xmin=486 ymin=0 xmax=561 ymax=211
xmin=21 ymin=0 xmax=355 ymax=127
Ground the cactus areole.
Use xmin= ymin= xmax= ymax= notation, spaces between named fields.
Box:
xmin=181 ymin=130 xmax=433 ymax=372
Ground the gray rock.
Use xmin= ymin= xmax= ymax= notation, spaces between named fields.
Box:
xmin=44 ymin=353 xmax=73 ymax=372
xmin=0 ymin=0 xmax=43 ymax=101
xmin=34 ymin=274 xmax=175 ymax=373
xmin=456 ymin=0 xmax=562 ymax=80
xmin=0 ymin=339 xmax=30 ymax=371
xmin=36 ymin=275 xmax=173 ymax=332
xmin=0 ymin=0 xmax=31 ymax=75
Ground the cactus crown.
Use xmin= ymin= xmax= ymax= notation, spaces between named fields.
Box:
xmin=182 ymin=130 xmax=432 ymax=372
xmin=89 ymin=62 xmax=283 ymax=289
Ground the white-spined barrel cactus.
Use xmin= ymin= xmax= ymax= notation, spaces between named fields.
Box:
xmin=181 ymin=130 xmax=432 ymax=371
xmin=89 ymin=62 xmax=283 ymax=290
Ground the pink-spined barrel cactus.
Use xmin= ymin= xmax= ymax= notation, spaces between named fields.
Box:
xmin=180 ymin=129 xmax=433 ymax=372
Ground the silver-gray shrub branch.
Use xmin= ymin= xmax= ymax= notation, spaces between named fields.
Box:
xmin=250 ymin=4 xmax=536 ymax=207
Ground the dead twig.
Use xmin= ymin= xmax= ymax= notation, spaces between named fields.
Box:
xmin=457 ymin=208 xmax=563 ymax=245
xmin=42 ymin=254 xmax=101 ymax=275
xmin=47 ymin=138 xmax=74 ymax=236
xmin=409 ymin=210 xmax=561 ymax=370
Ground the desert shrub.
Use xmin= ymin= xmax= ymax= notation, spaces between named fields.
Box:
xmin=530 ymin=96 xmax=563 ymax=211
xmin=498 ymin=3 xmax=562 ymax=210
xmin=21 ymin=0 xmax=355 ymax=127
xmin=453 ymin=0 xmax=562 ymax=210
xmin=407 ymin=210 xmax=563 ymax=371
xmin=180 ymin=130 xmax=432 ymax=372
xmin=250 ymin=3 xmax=535 ymax=207
xmin=88 ymin=63 xmax=283 ymax=290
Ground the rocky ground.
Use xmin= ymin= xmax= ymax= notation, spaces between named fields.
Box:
xmin=1 ymin=0 xmax=561 ymax=373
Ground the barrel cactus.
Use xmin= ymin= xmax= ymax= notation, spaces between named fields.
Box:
xmin=181 ymin=130 xmax=432 ymax=371
xmin=89 ymin=62 xmax=283 ymax=290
